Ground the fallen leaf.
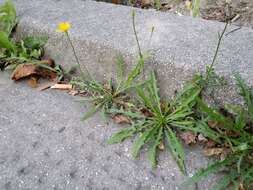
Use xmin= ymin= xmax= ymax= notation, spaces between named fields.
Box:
xmin=206 ymin=140 xmax=217 ymax=148
xmin=197 ymin=134 xmax=208 ymax=142
xmin=27 ymin=76 xmax=38 ymax=88
xmin=51 ymin=84 xmax=73 ymax=90
xmin=11 ymin=59 xmax=56 ymax=81
xmin=140 ymin=108 xmax=154 ymax=117
xmin=158 ymin=141 xmax=165 ymax=150
xmin=37 ymin=81 xmax=56 ymax=91
xmin=141 ymin=0 xmax=153 ymax=8
xmin=68 ymin=90 xmax=79 ymax=96
xmin=203 ymin=148 xmax=223 ymax=157
xmin=112 ymin=114 xmax=131 ymax=124
xmin=208 ymin=120 xmax=218 ymax=128
xmin=238 ymin=183 xmax=245 ymax=190
xmin=180 ymin=131 xmax=196 ymax=145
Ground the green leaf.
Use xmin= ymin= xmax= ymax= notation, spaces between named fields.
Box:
xmin=132 ymin=126 xmax=158 ymax=158
xmin=235 ymin=73 xmax=253 ymax=124
xmin=234 ymin=112 xmax=246 ymax=130
xmin=108 ymin=127 xmax=136 ymax=144
xmin=0 ymin=0 xmax=16 ymax=35
xmin=136 ymin=85 xmax=156 ymax=113
xmin=165 ymin=127 xmax=186 ymax=174
xmin=171 ymin=120 xmax=221 ymax=143
xmin=124 ymin=56 xmax=144 ymax=88
xmin=0 ymin=31 xmax=15 ymax=50
xmin=197 ymin=98 xmax=234 ymax=130
xmin=107 ymin=108 xmax=145 ymax=120
xmin=148 ymin=71 xmax=161 ymax=113
xmin=182 ymin=157 xmax=235 ymax=187
xmin=23 ymin=36 xmax=48 ymax=50
xmin=82 ymin=104 xmax=102 ymax=121
xmin=147 ymin=126 xmax=163 ymax=167
xmin=192 ymin=0 xmax=201 ymax=17
xmin=211 ymin=170 xmax=240 ymax=190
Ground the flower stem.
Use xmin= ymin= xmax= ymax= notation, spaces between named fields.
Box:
xmin=65 ymin=32 xmax=91 ymax=80
xmin=205 ymin=22 xmax=228 ymax=82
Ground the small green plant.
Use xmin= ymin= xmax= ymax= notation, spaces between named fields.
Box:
xmin=71 ymin=52 xmax=145 ymax=120
xmin=0 ymin=0 xmax=48 ymax=70
xmin=183 ymin=74 xmax=253 ymax=190
xmin=71 ymin=10 xmax=147 ymax=120
xmin=108 ymin=71 xmax=202 ymax=172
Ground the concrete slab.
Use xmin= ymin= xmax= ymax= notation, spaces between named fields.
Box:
xmin=0 ymin=74 xmax=218 ymax=190
xmin=3 ymin=0 xmax=252 ymax=105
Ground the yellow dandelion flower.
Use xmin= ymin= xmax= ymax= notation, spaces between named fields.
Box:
xmin=185 ymin=1 xmax=192 ymax=10
xmin=56 ymin=22 xmax=71 ymax=33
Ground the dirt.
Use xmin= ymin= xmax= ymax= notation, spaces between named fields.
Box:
xmin=97 ymin=0 xmax=253 ymax=28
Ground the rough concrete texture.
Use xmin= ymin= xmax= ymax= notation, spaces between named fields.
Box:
xmin=0 ymin=73 xmax=218 ymax=190
xmin=3 ymin=0 xmax=252 ymax=105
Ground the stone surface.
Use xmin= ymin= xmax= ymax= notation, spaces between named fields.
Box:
xmin=0 ymin=73 xmax=218 ymax=190
xmin=3 ymin=0 xmax=252 ymax=105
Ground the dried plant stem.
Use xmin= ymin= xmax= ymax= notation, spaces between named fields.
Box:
xmin=65 ymin=32 xmax=91 ymax=79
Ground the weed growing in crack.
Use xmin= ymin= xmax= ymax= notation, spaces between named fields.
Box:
xmin=183 ymin=74 xmax=253 ymax=190
xmin=108 ymin=71 xmax=202 ymax=173
xmin=71 ymin=10 xmax=149 ymax=120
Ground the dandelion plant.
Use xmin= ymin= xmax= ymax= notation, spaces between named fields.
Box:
xmin=183 ymin=74 xmax=253 ymax=190
xmin=108 ymin=71 xmax=202 ymax=173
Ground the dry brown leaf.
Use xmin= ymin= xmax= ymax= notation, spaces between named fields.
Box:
xmin=51 ymin=84 xmax=73 ymax=90
xmin=27 ymin=76 xmax=38 ymax=88
xmin=158 ymin=141 xmax=165 ymax=150
xmin=37 ymin=82 xmax=56 ymax=91
xmin=180 ymin=131 xmax=196 ymax=145
xmin=140 ymin=108 xmax=153 ymax=117
xmin=11 ymin=59 xmax=56 ymax=81
xmin=203 ymin=148 xmax=223 ymax=157
xmin=197 ymin=134 xmax=208 ymax=142
xmin=112 ymin=115 xmax=131 ymax=124
xmin=11 ymin=64 xmax=37 ymax=80
xmin=238 ymin=183 xmax=245 ymax=190
xmin=141 ymin=0 xmax=153 ymax=7
xmin=68 ymin=90 xmax=79 ymax=96
xmin=206 ymin=140 xmax=217 ymax=148
xmin=208 ymin=120 xmax=218 ymax=128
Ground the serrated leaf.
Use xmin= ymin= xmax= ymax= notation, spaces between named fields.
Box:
xmin=82 ymin=104 xmax=101 ymax=121
xmin=136 ymin=85 xmax=156 ymax=113
xmin=124 ymin=56 xmax=144 ymax=88
xmin=197 ymin=98 xmax=234 ymax=130
xmin=165 ymin=127 xmax=186 ymax=174
xmin=132 ymin=126 xmax=158 ymax=158
xmin=107 ymin=127 xmax=136 ymax=144
xmin=149 ymin=71 xmax=161 ymax=113
xmin=148 ymin=126 xmax=163 ymax=167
